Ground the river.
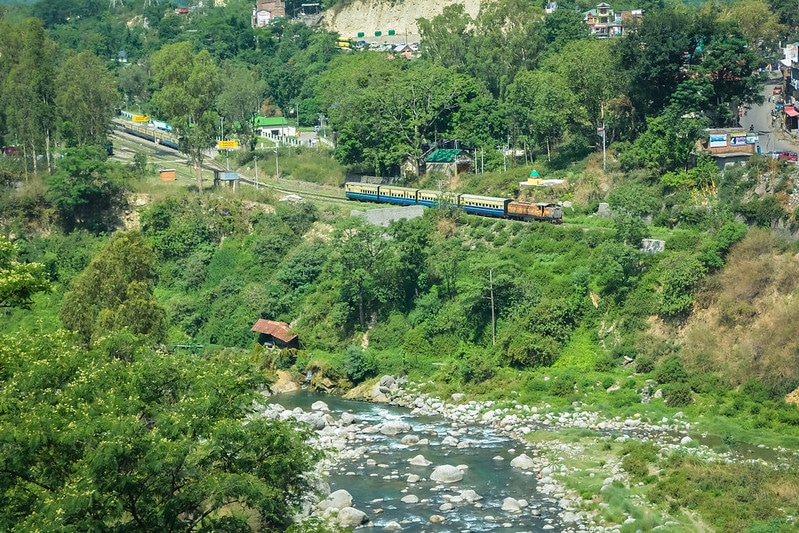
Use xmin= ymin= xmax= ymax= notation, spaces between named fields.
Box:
xmin=274 ymin=390 xmax=565 ymax=532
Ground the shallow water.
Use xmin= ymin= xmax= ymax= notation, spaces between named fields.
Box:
xmin=275 ymin=390 xmax=565 ymax=532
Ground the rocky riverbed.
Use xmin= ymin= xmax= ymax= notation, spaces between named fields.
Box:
xmin=258 ymin=374 xmax=786 ymax=531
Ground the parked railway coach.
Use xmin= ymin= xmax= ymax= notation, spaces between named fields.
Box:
xmin=343 ymin=182 xmax=562 ymax=223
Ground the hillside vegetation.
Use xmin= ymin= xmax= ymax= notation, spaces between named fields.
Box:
xmin=3 ymin=0 xmax=799 ymax=530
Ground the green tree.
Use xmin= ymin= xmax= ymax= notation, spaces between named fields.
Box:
xmin=217 ymin=63 xmax=266 ymax=148
xmin=468 ymin=0 xmax=544 ymax=97
xmin=543 ymin=39 xmax=623 ymax=138
xmin=615 ymin=8 xmax=692 ymax=117
xmin=0 ymin=329 xmax=322 ymax=531
xmin=1 ymin=18 xmax=58 ymax=175
xmin=418 ymin=3 xmax=473 ymax=71
xmin=60 ymin=231 xmax=166 ymax=345
xmin=619 ymin=113 xmax=707 ymax=173
xmin=117 ymin=63 xmax=150 ymax=108
xmin=151 ymin=43 xmax=222 ymax=194
xmin=722 ymin=0 xmax=784 ymax=55
xmin=540 ymin=8 xmax=592 ymax=56
xmin=56 ymin=51 xmax=118 ymax=147
xmin=691 ymin=32 xmax=765 ymax=121
xmin=45 ymin=146 xmax=125 ymax=233
xmin=506 ymin=69 xmax=580 ymax=160
xmin=0 ymin=236 xmax=49 ymax=309
xmin=659 ymin=253 xmax=707 ymax=317
xmin=334 ymin=217 xmax=399 ymax=330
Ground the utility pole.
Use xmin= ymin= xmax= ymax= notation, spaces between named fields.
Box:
xmin=254 ymin=155 xmax=259 ymax=190
xmin=598 ymin=124 xmax=606 ymax=171
xmin=274 ymin=143 xmax=279 ymax=178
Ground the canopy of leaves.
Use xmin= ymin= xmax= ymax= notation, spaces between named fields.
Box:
xmin=0 ymin=329 xmax=322 ymax=531
xmin=60 ymin=231 xmax=166 ymax=345
xmin=0 ymin=236 xmax=49 ymax=308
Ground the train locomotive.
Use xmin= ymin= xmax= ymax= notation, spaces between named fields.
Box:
xmin=344 ymin=182 xmax=563 ymax=223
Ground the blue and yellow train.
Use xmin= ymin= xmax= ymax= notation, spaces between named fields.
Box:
xmin=344 ymin=182 xmax=562 ymax=223
xmin=118 ymin=120 xmax=181 ymax=151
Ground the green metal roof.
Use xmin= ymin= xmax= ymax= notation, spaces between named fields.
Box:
xmin=425 ymin=149 xmax=463 ymax=163
xmin=253 ymin=116 xmax=289 ymax=127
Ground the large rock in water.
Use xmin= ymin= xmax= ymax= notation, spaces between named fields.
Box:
xmin=430 ymin=465 xmax=464 ymax=483
xmin=501 ymin=497 xmax=522 ymax=513
xmin=317 ymin=489 xmax=352 ymax=511
xmin=510 ymin=453 xmax=536 ymax=470
xmin=408 ymin=454 xmax=432 ymax=466
xmin=298 ymin=412 xmax=327 ymax=430
xmin=381 ymin=420 xmax=411 ymax=435
xmin=337 ymin=507 xmax=368 ymax=528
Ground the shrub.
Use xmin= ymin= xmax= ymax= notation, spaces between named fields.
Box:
xmin=655 ymin=355 xmax=688 ymax=384
xmin=635 ymin=354 xmax=655 ymax=374
xmin=550 ymin=370 xmax=578 ymax=397
xmin=620 ymin=441 xmax=658 ymax=480
xmin=594 ymin=354 xmax=617 ymax=372
xmin=456 ymin=347 xmax=497 ymax=384
xmin=663 ymin=382 xmax=693 ymax=407
xmin=739 ymin=195 xmax=788 ymax=227
xmin=343 ymin=345 xmax=376 ymax=383
xmin=608 ymin=388 xmax=641 ymax=408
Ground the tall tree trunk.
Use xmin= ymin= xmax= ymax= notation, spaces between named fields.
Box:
xmin=45 ymin=129 xmax=51 ymax=175
xmin=358 ymin=291 xmax=365 ymax=329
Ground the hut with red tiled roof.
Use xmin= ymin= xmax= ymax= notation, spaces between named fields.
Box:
xmin=251 ymin=319 xmax=298 ymax=349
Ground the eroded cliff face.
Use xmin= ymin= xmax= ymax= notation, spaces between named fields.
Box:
xmin=321 ymin=0 xmax=481 ymax=42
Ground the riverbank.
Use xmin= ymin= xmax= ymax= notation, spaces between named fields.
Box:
xmin=261 ymin=373 xmax=798 ymax=531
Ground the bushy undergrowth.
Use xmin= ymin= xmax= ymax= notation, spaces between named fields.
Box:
xmin=650 ymin=453 xmax=799 ymax=532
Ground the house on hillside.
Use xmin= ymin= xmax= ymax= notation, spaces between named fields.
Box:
xmin=583 ymin=3 xmax=641 ymax=37
xmin=252 ymin=0 xmax=286 ymax=27
xmin=696 ymin=128 xmax=757 ymax=169
xmin=251 ymin=319 xmax=298 ymax=349
xmin=425 ymin=148 xmax=472 ymax=177
xmin=253 ymin=116 xmax=296 ymax=137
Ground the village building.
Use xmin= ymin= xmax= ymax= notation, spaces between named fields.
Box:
xmin=582 ymin=3 xmax=642 ymax=38
xmin=253 ymin=116 xmax=297 ymax=138
xmin=252 ymin=0 xmax=285 ymax=27
xmin=424 ymin=148 xmax=472 ymax=177
xmin=251 ymin=319 xmax=298 ymax=349
xmin=696 ymin=128 xmax=758 ymax=169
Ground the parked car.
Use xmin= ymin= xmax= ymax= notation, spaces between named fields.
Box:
xmin=778 ymin=150 xmax=798 ymax=162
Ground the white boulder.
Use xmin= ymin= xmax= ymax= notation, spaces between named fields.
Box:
xmin=337 ymin=507 xmax=368 ymax=528
xmin=430 ymin=465 xmax=464 ymax=483
xmin=510 ymin=453 xmax=536 ymax=470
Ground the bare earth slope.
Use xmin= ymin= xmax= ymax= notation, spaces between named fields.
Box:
xmin=322 ymin=0 xmax=481 ymax=41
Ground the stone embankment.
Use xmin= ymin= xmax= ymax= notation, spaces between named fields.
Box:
xmin=259 ymin=375 xmax=751 ymax=531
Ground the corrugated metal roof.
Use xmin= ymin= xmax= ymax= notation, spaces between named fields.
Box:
xmin=253 ymin=116 xmax=289 ymax=127
xmin=251 ymin=319 xmax=297 ymax=343
xmin=425 ymin=149 xmax=463 ymax=163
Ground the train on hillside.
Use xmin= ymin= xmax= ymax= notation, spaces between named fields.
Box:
xmin=344 ymin=182 xmax=563 ymax=223
xmin=116 ymin=110 xmax=181 ymax=150
xmin=117 ymin=120 xmax=181 ymax=151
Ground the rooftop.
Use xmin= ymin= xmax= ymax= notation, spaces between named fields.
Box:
xmin=251 ymin=319 xmax=297 ymax=343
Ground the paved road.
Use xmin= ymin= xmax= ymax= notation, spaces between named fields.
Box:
xmin=741 ymin=73 xmax=799 ymax=154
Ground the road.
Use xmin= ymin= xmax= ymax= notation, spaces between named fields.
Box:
xmin=741 ymin=72 xmax=799 ymax=155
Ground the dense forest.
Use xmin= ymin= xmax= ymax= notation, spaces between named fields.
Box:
xmin=3 ymin=0 xmax=799 ymax=531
